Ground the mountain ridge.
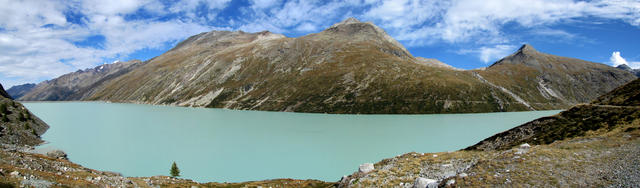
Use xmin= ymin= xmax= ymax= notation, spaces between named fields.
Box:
xmin=14 ymin=18 xmax=637 ymax=114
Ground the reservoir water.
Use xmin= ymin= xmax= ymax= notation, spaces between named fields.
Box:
xmin=23 ymin=102 xmax=560 ymax=183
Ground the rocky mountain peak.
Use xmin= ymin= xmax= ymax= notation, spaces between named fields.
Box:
xmin=322 ymin=18 xmax=411 ymax=58
xmin=616 ymin=64 xmax=632 ymax=71
xmin=329 ymin=17 xmax=361 ymax=27
xmin=516 ymin=44 xmax=538 ymax=55
xmin=324 ymin=17 xmax=377 ymax=34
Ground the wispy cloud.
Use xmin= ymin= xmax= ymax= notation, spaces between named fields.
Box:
xmin=458 ymin=44 xmax=518 ymax=64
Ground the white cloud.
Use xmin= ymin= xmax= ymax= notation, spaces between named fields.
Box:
xmin=459 ymin=44 xmax=518 ymax=63
xmin=363 ymin=0 xmax=640 ymax=45
xmin=250 ymin=0 xmax=283 ymax=9
xmin=0 ymin=0 xmax=232 ymax=87
xmin=610 ymin=51 xmax=640 ymax=69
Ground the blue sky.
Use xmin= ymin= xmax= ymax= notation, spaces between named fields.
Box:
xmin=0 ymin=0 xmax=639 ymax=87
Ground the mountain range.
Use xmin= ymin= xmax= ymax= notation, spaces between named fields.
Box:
xmin=10 ymin=18 xmax=637 ymax=114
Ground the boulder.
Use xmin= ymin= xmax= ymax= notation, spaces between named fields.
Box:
xmin=46 ymin=150 xmax=68 ymax=160
xmin=413 ymin=177 xmax=438 ymax=188
xmin=446 ymin=179 xmax=456 ymax=186
xmin=519 ymin=143 xmax=531 ymax=149
xmin=359 ymin=163 xmax=374 ymax=173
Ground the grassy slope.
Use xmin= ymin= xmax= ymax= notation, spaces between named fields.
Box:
xmin=477 ymin=48 xmax=636 ymax=111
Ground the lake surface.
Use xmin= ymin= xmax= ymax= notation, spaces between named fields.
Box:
xmin=23 ymin=102 xmax=560 ymax=183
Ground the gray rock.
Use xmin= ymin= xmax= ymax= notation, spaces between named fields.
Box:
xmin=446 ymin=179 xmax=456 ymax=186
xmin=21 ymin=179 xmax=53 ymax=188
xmin=458 ymin=173 xmax=468 ymax=178
xmin=46 ymin=150 xmax=68 ymax=160
xmin=413 ymin=177 xmax=438 ymax=188
xmin=520 ymin=143 xmax=531 ymax=149
xmin=359 ymin=163 xmax=374 ymax=173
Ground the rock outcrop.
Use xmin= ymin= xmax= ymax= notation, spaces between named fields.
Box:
xmin=0 ymin=83 xmax=49 ymax=145
xmin=0 ymin=83 xmax=11 ymax=99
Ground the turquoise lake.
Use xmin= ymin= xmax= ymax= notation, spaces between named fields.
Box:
xmin=23 ymin=102 xmax=560 ymax=183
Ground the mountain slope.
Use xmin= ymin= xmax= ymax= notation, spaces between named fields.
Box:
xmin=0 ymin=83 xmax=48 ymax=145
xmin=467 ymin=78 xmax=640 ymax=151
xmin=17 ymin=18 xmax=637 ymax=114
xmin=84 ymin=18 xmax=529 ymax=114
xmin=18 ymin=60 xmax=144 ymax=101
xmin=474 ymin=44 xmax=636 ymax=110
xmin=6 ymin=83 xmax=35 ymax=99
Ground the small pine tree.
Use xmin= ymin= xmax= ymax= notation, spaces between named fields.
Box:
xmin=1 ymin=114 xmax=7 ymax=122
xmin=170 ymin=161 xmax=180 ymax=177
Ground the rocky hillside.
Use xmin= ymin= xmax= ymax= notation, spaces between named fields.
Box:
xmin=18 ymin=60 xmax=144 ymax=101
xmin=474 ymin=44 xmax=636 ymax=111
xmin=17 ymin=18 xmax=636 ymax=114
xmin=0 ymin=83 xmax=48 ymax=146
xmin=6 ymin=83 xmax=35 ymax=99
xmin=338 ymin=78 xmax=640 ymax=187
xmin=467 ymin=78 xmax=640 ymax=151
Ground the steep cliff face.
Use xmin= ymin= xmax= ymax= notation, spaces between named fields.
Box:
xmin=16 ymin=19 xmax=637 ymax=114
xmin=18 ymin=60 xmax=144 ymax=101
xmin=0 ymin=83 xmax=48 ymax=146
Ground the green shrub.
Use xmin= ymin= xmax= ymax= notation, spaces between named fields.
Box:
xmin=18 ymin=113 xmax=26 ymax=121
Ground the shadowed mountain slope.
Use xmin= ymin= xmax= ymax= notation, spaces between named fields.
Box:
xmin=6 ymin=83 xmax=35 ymax=99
